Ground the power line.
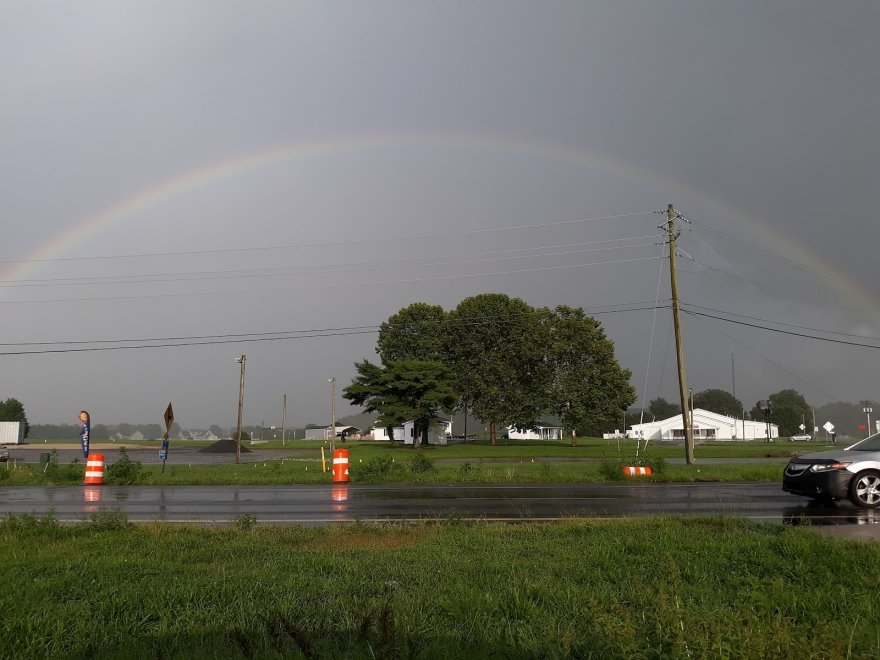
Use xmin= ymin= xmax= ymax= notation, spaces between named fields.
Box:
xmin=0 ymin=236 xmax=666 ymax=289
xmin=681 ymin=308 xmax=880 ymax=349
xmin=0 ymin=303 xmax=669 ymax=355
xmin=685 ymin=311 xmax=843 ymax=403
xmin=681 ymin=303 xmax=880 ymax=343
xmin=0 ymin=211 xmax=655 ymax=267
xmin=0 ymin=255 xmax=665 ymax=305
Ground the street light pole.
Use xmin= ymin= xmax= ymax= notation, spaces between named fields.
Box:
xmin=234 ymin=355 xmax=246 ymax=465
xmin=862 ymin=401 xmax=873 ymax=438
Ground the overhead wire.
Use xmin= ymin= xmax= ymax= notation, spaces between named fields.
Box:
xmin=0 ymin=302 xmax=670 ymax=355
xmin=0 ymin=255 xmax=665 ymax=305
xmin=0 ymin=211 xmax=655 ymax=267
xmin=0 ymin=235 xmax=666 ymax=289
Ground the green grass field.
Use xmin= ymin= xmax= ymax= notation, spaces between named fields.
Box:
xmin=1 ymin=451 xmax=786 ymax=486
xmin=1 ymin=514 xmax=878 ymax=659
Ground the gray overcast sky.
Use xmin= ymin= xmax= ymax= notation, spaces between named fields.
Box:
xmin=2 ymin=1 xmax=878 ymax=430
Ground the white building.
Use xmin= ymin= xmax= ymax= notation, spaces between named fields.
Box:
xmin=507 ymin=423 xmax=564 ymax=441
xmin=627 ymin=408 xmax=778 ymax=442
xmin=370 ymin=420 xmax=452 ymax=445
xmin=0 ymin=421 xmax=25 ymax=444
xmin=304 ymin=425 xmax=359 ymax=440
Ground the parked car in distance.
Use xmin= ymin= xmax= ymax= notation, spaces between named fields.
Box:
xmin=0 ymin=445 xmax=8 ymax=462
xmin=789 ymin=434 xmax=811 ymax=442
xmin=783 ymin=432 xmax=880 ymax=508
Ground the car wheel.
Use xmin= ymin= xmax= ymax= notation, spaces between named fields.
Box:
xmin=848 ymin=470 xmax=880 ymax=509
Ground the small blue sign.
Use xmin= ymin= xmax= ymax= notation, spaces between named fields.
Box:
xmin=160 ymin=439 xmax=169 ymax=461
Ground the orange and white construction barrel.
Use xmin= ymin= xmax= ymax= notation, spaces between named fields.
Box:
xmin=84 ymin=453 xmax=105 ymax=485
xmin=623 ymin=466 xmax=653 ymax=477
xmin=332 ymin=449 xmax=350 ymax=484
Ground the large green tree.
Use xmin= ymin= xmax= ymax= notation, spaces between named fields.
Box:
xmin=693 ymin=389 xmax=743 ymax=417
xmin=649 ymin=398 xmax=680 ymax=421
xmin=751 ymin=389 xmax=811 ymax=437
xmin=539 ymin=305 xmax=635 ymax=443
xmin=445 ymin=293 xmax=552 ymax=445
xmin=0 ymin=398 xmax=29 ymax=438
xmin=343 ymin=359 xmax=457 ymax=447
xmin=376 ymin=302 xmax=448 ymax=363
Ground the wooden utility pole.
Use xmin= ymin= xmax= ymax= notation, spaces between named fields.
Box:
xmin=281 ymin=394 xmax=287 ymax=447
xmin=329 ymin=378 xmax=336 ymax=452
xmin=667 ymin=204 xmax=694 ymax=464
xmin=234 ymin=355 xmax=246 ymax=465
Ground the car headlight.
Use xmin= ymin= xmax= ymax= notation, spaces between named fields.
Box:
xmin=809 ymin=462 xmax=851 ymax=472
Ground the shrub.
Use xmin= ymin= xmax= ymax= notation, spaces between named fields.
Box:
xmin=104 ymin=447 xmax=143 ymax=485
xmin=234 ymin=513 xmax=257 ymax=531
xmin=86 ymin=508 xmax=130 ymax=530
xmin=599 ymin=460 xmax=624 ymax=481
xmin=351 ymin=456 xmax=396 ymax=482
xmin=410 ymin=452 xmax=436 ymax=474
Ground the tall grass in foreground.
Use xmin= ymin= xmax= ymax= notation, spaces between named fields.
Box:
xmin=1 ymin=515 xmax=878 ymax=659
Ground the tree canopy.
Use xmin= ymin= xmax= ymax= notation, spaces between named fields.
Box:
xmin=343 ymin=359 xmax=457 ymax=447
xmin=446 ymin=294 xmax=552 ymax=445
xmin=350 ymin=295 xmax=636 ymax=446
xmin=539 ymin=305 xmax=635 ymax=439
xmin=693 ymin=389 xmax=743 ymax=417
xmin=377 ymin=302 xmax=448 ymax=363
xmin=649 ymin=398 xmax=680 ymax=421
xmin=0 ymin=398 xmax=29 ymax=437
xmin=751 ymin=389 xmax=811 ymax=437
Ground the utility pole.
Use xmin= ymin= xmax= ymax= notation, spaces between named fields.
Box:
xmin=234 ymin=355 xmax=246 ymax=465
xmin=281 ymin=394 xmax=287 ymax=447
xmin=666 ymin=204 xmax=694 ymax=463
xmin=329 ymin=378 xmax=336 ymax=453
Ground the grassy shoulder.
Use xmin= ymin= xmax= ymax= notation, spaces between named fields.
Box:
xmin=1 ymin=514 xmax=878 ymax=659
xmin=0 ymin=448 xmax=785 ymax=486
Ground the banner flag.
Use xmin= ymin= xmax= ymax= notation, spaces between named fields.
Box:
xmin=79 ymin=411 xmax=90 ymax=458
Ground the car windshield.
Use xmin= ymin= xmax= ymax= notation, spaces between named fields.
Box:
xmin=847 ymin=433 xmax=880 ymax=451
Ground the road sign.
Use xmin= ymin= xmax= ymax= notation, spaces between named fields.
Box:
xmin=799 ymin=424 xmax=805 ymax=431
xmin=823 ymin=421 xmax=835 ymax=433
xmin=164 ymin=402 xmax=174 ymax=432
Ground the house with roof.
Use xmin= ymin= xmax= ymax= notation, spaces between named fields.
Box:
xmin=304 ymin=425 xmax=360 ymax=440
xmin=627 ymin=408 xmax=778 ymax=442
xmin=506 ymin=422 xmax=564 ymax=441
xmin=370 ymin=420 xmax=452 ymax=445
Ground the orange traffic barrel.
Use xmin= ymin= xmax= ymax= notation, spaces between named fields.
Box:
xmin=84 ymin=453 xmax=105 ymax=485
xmin=623 ymin=466 xmax=653 ymax=477
xmin=332 ymin=449 xmax=350 ymax=484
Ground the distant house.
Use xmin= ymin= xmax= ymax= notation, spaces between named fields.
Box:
xmin=178 ymin=429 xmax=219 ymax=442
xmin=304 ymin=425 xmax=359 ymax=440
xmin=507 ymin=423 xmax=563 ymax=441
xmin=627 ymin=409 xmax=778 ymax=441
xmin=113 ymin=430 xmax=145 ymax=441
xmin=370 ymin=420 xmax=452 ymax=445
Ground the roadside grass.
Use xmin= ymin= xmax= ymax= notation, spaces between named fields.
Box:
xmin=1 ymin=454 xmax=784 ymax=486
xmin=22 ymin=436 xmax=833 ymax=459
xmin=1 ymin=514 xmax=878 ymax=659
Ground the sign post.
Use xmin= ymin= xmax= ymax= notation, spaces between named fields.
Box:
xmin=162 ymin=402 xmax=174 ymax=474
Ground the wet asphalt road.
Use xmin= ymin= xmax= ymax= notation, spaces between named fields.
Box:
xmin=2 ymin=483 xmax=879 ymax=535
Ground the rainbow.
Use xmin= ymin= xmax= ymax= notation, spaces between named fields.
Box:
xmin=2 ymin=130 xmax=875 ymax=312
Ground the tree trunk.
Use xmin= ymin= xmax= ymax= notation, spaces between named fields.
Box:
xmin=413 ymin=421 xmax=421 ymax=449
xmin=571 ymin=429 xmax=577 ymax=447
xmin=422 ymin=424 xmax=430 ymax=446
xmin=490 ymin=420 xmax=496 ymax=446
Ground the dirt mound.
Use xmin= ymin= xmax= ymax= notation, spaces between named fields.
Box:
xmin=199 ymin=439 xmax=252 ymax=454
